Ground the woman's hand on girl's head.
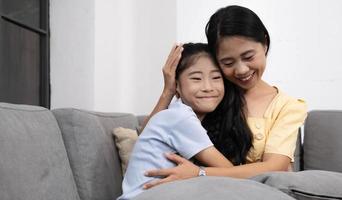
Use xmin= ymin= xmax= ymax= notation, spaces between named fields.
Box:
xmin=162 ymin=44 xmax=183 ymax=96
xmin=143 ymin=153 xmax=198 ymax=189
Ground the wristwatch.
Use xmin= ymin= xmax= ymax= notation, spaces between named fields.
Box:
xmin=198 ymin=166 xmax=206 ymax=176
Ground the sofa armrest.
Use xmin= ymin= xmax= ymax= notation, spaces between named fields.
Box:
xmin=303 ymin=110 xmax=342 ymax=173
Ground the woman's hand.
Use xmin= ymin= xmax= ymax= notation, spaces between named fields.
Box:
xmin=143 ymin=153 xmax=198 ymax=189
xmin=162 ymin=44 xmax=183 ymax=96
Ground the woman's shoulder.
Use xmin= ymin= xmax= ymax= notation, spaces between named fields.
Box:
xmin=277 ymin=88 xmax=307 ymax=107
xmin=265 ymin=87 xmax=307 ymax=118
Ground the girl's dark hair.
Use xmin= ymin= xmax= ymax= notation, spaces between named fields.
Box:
xmin=177 ymin=43 xmax=253 ymax=165
xmin=175 ymin=43 xmax=214 ymax=80
xmin=202 ymin=5 xmax=263 ymax=165
xmin=205 ymin=5 xmax=270 ymax=59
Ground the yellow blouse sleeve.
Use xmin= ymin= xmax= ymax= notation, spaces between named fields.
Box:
xmin=264 ymin=98 xmax=308 ymax=160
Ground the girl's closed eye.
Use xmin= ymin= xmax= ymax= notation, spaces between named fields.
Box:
xmin=190 ymin=77 xmax=202 ymax=81
xmin=211 ymin=72 xmax=223 ymax=80
xmin=212 ymin=75 xmax=222 ymax=80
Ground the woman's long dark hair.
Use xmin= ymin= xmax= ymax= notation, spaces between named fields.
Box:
xmin=177 ymin=43 xmax=253 ymax=165
xmin=202 ymin=80 xmax=252 ymax=165
xmin=202 ymin=5 xmax=269 ymax=165
xmin=205 ymin=5 xmax=270 ymax=59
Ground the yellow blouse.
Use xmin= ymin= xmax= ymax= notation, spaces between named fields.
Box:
xmin=246 ymin=89 xmax=307 ymax=163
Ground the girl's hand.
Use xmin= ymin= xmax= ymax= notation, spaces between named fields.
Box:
xmin=143 ymin=153 xmax=198 ymax=189
xmin=162 ymin=44 xmax=183 ymax=96
xmin=140 ymin=44 xmax=183 ymax=131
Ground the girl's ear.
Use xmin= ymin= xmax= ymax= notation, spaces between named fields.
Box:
xmin=175 ymin=81 xmax=180 ymax=98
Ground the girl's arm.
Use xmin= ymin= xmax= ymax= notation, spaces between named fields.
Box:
xmin=194 ymin=146 xmax=233 ymax=168
xmin=140 ymin=44 xmax=183 ymax=131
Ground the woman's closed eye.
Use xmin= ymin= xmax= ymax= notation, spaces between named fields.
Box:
xmin=243 ymin=55 xmax=254 ymax=61
xmin=221 ymin=61 xmax=234 ymax=67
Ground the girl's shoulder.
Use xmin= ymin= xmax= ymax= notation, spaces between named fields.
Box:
xmin=150 ymin=99 xmax=197 ymax=126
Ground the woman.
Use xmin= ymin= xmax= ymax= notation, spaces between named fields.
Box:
xmin=143 ymin=5 xmax=307 ymax=189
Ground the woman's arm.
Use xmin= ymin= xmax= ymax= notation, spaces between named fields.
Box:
xmin=140 ymin=44 xmax=183 ymax=131
xmin=204 ymin=153 xmax=290 ymax=178
xmin=143 ymin=152 xmax=289 ymax=189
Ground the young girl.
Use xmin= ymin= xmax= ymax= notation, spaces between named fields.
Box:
xmin=143 ymin=5 xmax=307 ymax=189
xmin=118 ymin=43 xmax=248 ymax=200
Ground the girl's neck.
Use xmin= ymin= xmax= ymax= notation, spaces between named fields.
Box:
xmin=179 ymin=98 xmax=206 ymax=121
xmin=196 ymin=113 xmax=206 ymax=121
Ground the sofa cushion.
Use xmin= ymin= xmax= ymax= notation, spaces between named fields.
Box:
xmin=303 ymin=110 xmax=342 ymax=172
xmin=251 ymin=170 xmax=342 ymax=200
xmin=0 ymin=103 xmax=80 ymax=200
xmin=133 ymin=176 xmax=295 ymax=200
xmin=112 ymin=127 xmax=139 ymax=175
xmin=52 ymin=109 xmax=139 ymax=200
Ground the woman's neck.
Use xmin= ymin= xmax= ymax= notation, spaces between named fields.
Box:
xmin=244 ymin=80 xmax=273 ymax=97
xmin=243 ymin=80 xmax=278 ymax=117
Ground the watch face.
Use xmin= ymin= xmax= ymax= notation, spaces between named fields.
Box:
xmin=199 ymin=167 xmax=206 ymax=176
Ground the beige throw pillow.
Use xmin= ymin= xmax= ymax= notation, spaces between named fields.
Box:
xmin=112 ymin=127 xmax=139 ymax=175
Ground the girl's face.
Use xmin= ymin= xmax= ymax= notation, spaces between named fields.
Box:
xmin=176 ymin=55 xmax=224 ymax=120
xmin=216 ymin=36 xmax=267 ymax=91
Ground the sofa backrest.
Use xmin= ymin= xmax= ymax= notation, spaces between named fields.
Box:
xmin=303 ymin=110 xmax=342 ymax=173
xmin=52 ymin=108 xmax=139 ymax=200
xmin=0 ymin=103 xmax=80 ymax=200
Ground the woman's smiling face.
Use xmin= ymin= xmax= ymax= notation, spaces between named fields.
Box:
xmin=216 ymin=36 xmax=268 ymax=91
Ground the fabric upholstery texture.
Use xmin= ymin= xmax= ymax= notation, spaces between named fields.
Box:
xmin=303 ymin=110 xmax=342 ymax=172
xmin=3 ymin=102 xmax=342 ymax=200
xmin=0 ymin=103 xmax=80 ymax=200
xmin=52 ymin=108 xmax=139 ymax=200
xmin=292 ymin=129 xmax=303 ymax=171
xmin=112 ymin=127 xmax=139 ymax=175
xmin=133 ymin=176 xmax=295 ymax=200
xmin=251 ymin=170 xmax=342 ymax=200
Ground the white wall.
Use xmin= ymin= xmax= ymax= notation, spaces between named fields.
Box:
xmin=51 ymin=0 xmax=342 ymax=114
xmin=51 ymin=0 xmax=176 ymax=114
xmin=50 ymin=0 xmax=95 ymax=110
xmin=94 ymin=0 xmax=177 ymax=114
xmin=177 ymin=0 xmax=342 ymax=111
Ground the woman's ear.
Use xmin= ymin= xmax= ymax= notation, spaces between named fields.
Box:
xmin=264 ymin=35 xmax=269 ymax=54
xmin=263 ymin=45 xmax=268 ymax=54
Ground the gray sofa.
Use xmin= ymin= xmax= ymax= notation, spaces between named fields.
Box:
xmin=1 ymin=102 xmax=342 ymax=200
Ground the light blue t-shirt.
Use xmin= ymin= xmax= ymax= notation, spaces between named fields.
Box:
xmin=118 ymin=98 xmax=213 ymax=200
